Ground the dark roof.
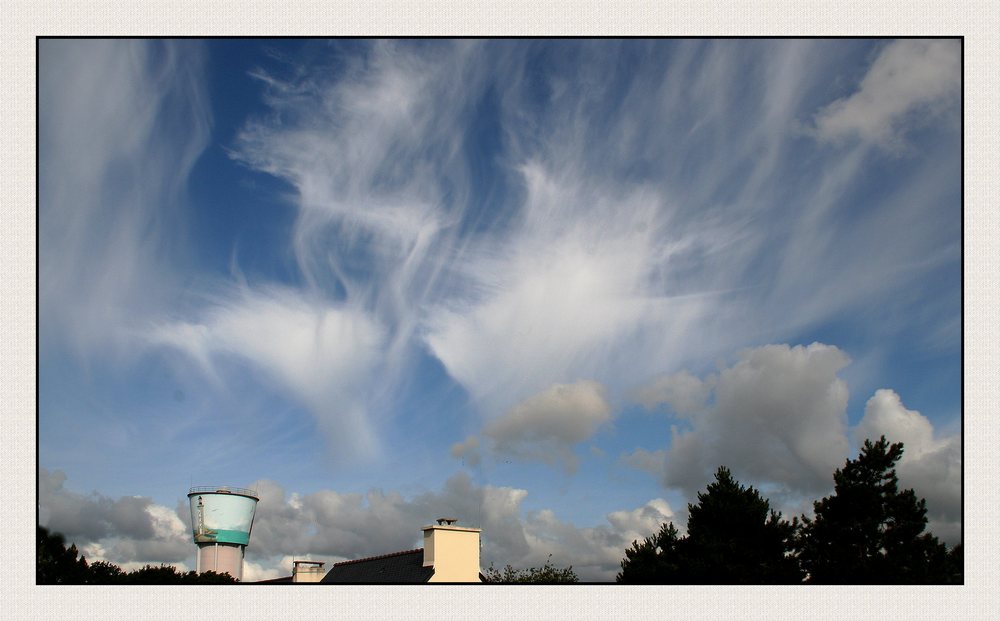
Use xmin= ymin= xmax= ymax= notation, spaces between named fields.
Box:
xmin=254 ymin=575 xmax=294 ymax=584
xmin=321 ymin=548 xmax=436 ymax=583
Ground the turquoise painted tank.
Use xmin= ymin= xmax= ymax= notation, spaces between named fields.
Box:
xmin=187 ymin=486 xmax=259 ymax=579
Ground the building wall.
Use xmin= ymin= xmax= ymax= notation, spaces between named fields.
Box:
xmin=292 ymin=562 xmax=326 ymax=583
xmin=422 ymin=525 xmax=481 ymax=582
xmin=196 ymin=542 xmax=245 ymax=581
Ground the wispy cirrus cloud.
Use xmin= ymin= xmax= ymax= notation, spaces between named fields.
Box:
xmin=39 ymin=39 xmax=211 ymax=362
xmin=150 ymin=42 xmax=493 ymax=458
xmin=148 ymin=39 xmax=959 ymax=464
xmin=37 ymin=38 xmax=962 ymax=582
xmin=149 ymin=285 xmax=386 ymax=458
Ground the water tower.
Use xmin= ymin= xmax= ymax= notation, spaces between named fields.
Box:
xmin=187 ymin=486 xmax=259 ymax=581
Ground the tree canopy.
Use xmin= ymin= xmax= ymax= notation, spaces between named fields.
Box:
xmin=37 ymin=525 xmax=237 ymax=584
xmin=37 ymin=526 xmax=90 ymax=584
xmin=617 ymin=467 xmax=801 ymax=584
xmin=617 ymin=439 xmax=961 ymax=585
xmin=482 ymin=555 xmax=578 ymax=583
xmin=796 ymin=436 xmax=960 ymax=584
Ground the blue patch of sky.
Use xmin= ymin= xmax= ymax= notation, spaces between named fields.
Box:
xmin=457 ymin=81 xmax=521 ymax=237
xmin=185 ymin=41 xmax=302 ymax=287
xmin=378 ymin=352 xmax=474 ymax=458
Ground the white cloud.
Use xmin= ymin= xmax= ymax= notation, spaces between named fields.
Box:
xmin=38 ymin=41 xmax=961 ymax=578
xmin=607 ymin=498 xmax=679 ymax=539
xmin=455 ymin=380 xmax=613 ymax=472
xmin=855 ymin=388 xmax=935 ymax=455
xmin=39 ymin=39 xmax=211 ymax=362
xmin=622 ymin=350 xmax=961 ymax=546
xmin=811 ymin=39 xmax=960 ymax=149
xmin=630 ymin=343 xmax=852 ymax=497
xmin=620 ymin=447 xmax=667 ymax=477
xmin=39 ymin=469 xmax=192 ymax=567
xmin=245 ymin=472 xmax=677 ymax=581
xmin=854 ymin=388 xmax=961 ymax=542
xmin=212 ymin=40 xmax=958 ymax=463
xmin=150 ymin=286 xmax=385 ymax=459
xmin=423 ymin=164 xmax=692 ymax=413
xmin=450 ymin=435 xmax=481 ymax=467
xmin=632 ymin=370 xmax=713 ymax=415
xmin=518 ymin=497 xmax=677 ymax=581
xmin=41 ymin=469 xmax=679 ymax=582
xmin=241 ymin=560 xmax=285 ymax=583
xmin=231 ymin=41 xmax=482 ymax=317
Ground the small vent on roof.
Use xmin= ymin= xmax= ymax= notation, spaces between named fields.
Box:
xmin=436 ymin=517 xmax=458 ymax=525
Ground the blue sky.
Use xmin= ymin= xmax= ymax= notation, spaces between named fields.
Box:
xmin=38 ymin=38 xmax=961 ymax=581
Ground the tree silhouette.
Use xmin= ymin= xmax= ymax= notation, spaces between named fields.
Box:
xmin=617 ymin=467 xmax=801 ymax=583
xmin=482 ymin=554 xmax=578 ymax=583
xmin=796 ymin=436 xmax=958 ymax=584
xmin=616 ymin=522 xmax=683 ymax=583
xmin=87 ymin=560 xmax=125 ymax=583
xmin=37 ymin=525 xmax=238 ymax=584
xmin=37 ymin=526 xmax=90 ymax=584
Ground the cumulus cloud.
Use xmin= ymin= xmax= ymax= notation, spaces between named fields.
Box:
xmin=620 ymin=447 xmax=668 ymax=477
xmin=241 ymin=560 xmax=285 ymax=583
xmin=40 ymin=468 xmax=678 ymax=582
xmin=632 ymin=370 xmax=713 ymax=415
xmin=453 ymin=380 xmax=613 ymax=472
xmin=231 ymin=473 xmax=677 ymax=581
xmin=606 ymin=498 xmax=678 ymax=537
xmin=518 ymin=500 xmax=677 ymax=580
xmin=450 ymin=435 xmax=481 ymax=467
xmin=631 ymin=343 xmax=852 ymax=497
xmin=811 ymin=39 xmax=960 ymax=149
xmin=39 ymin=469 xmax=191 ymax=567
xmin=856 ymin=389 xmax=935 ymax=454
xmin=624 ymin=347 xmax=961 ymax=545
xmin=854 ymin=389 xmax=961 ymax=543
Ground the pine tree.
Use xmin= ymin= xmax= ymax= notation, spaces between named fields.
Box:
xmin=796 ymin=436 xmax=954 ymax=584
xmin=617 ymin=467 xmax=801 ymax=584
xmin=37 ymin=526 xmax=90 ymax=584
xmin=682 ymin=467 xmax=801 ymax=584
xmin=616 ymin=522 xmax=683 ymax=583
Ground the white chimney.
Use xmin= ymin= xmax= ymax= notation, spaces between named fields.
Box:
xmin=422 ymin=518 xmax=481 ymax=582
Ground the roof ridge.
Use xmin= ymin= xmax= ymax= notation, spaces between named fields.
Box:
xmin=333 ymin=548 xmax=423 ymax=567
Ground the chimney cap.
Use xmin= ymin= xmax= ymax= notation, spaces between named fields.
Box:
xmin=293 ymin=560 xmax=325 ymax=567
xmin=436 ymin=517 xmax=459 ymax=525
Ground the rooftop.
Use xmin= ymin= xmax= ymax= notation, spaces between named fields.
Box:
xmin=321 ymin=548 xmax=435 ymax=583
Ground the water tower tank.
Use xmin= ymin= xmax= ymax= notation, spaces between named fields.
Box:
xmin=187 ymin=486 xmax=259 ymax=581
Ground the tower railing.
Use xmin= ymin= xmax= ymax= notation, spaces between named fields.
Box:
xmin=188 ymin=486 xmax=258 ymax=498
